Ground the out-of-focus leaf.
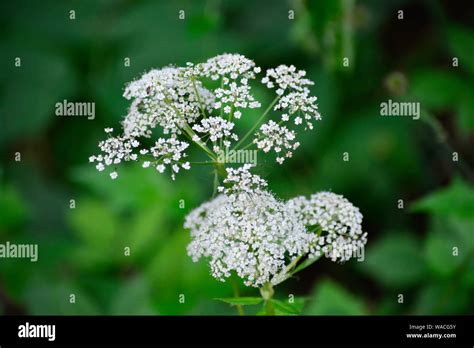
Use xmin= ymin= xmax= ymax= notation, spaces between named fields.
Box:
xmin=23 ymin=277 xmax=100 ymax=315
xmin=410 ymin=70 xmax=467 ymax=110
xmin=304 ymin=279 xmax=366 ymax=315
xmin=215 ymin=297 xmax=262 ymax=306
xmin=414 ymin=283 xmax=470 ymax=315
xmin=358 ymin=232 xmax=426 ymax=287
xmin=146 ymin=230 xmax=232 ymax=314
xmin=127 ymin=206 xmax=166 ymax=261
xmin=457 ymin=97 xmax=474 ymax=135
xmin=411 ymin=177 xmax=474 ymax=220
xmin=69 ymin=199 xmax=117 ymax=247
xmin=270 ymin=298 xmax=306 ymax=315
xmin=0 ymin=48 xmax=76 ymax=146
xmin=0 ymin=184 xmax=27 ymax=233
xmin=424 ymin=231 xmax=464 ymax=278
xmin=447 ymin=25 xmax=474 ymax=76
xmin=461 ymin=257 xmax=474 ymax=287
xmin=109 ymin=276 xmax=156 ymax=315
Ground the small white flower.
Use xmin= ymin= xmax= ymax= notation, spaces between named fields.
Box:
xmin=156 ymin=164 xmax=165 ymax=173
xmin=110 ymin=171 xmax=118 ymax=179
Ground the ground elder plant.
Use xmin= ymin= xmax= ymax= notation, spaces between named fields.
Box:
xmin=90 ymin=53 xmax=367 ymax=315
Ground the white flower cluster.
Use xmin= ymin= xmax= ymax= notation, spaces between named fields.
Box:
xmin=217 ymin=164 xmax=268 ymax=197
xmin=286 ymin=192 xmax=367 ymax=262
xmin=262 ymin=65 xmax=313 ymax=92
xmin=91 ymin=53 xmax=322 ymax=180
xmin=192 ymin=116 xmax=238 ymax=152
xmin=143 ymin=137 xmax=190 ymax=180
xmin=254 ymin=121 xmax=300 ymax=164
xmin=254 ymin=65 xmax=321 ymax=163
xmin=123 ymin=66 xmax=214 ymax=135
xmin=186 ymin=165 xmax=367 ymax=287
xmin=190 ymin=53 xmax=261 ymax=116
xmin=89 ymin=130 xmax=140 ymax=180
xmin=276 ymin=91 xmax=321 ymax=130
xmin=185 ymin=190 xmax=311 ymax=287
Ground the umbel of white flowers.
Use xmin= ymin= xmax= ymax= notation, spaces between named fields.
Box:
xmin=185 ymin=165 xmax=367 ymax=288
xmin=89 ymin=53 xmax=321 ymax=180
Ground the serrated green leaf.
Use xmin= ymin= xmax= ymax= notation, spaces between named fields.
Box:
xmin=215 ymin=297 xmax=262 ymax=306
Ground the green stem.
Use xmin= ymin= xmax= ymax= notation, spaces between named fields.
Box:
xmin=182 ymin=123 xmax=216 ymax=161
xmin=260 ymin=282 xmax=275 ymax=316
xmin=231 ymin=277 xmax=245 ymax=316
xmin=233 ymin=96 xmax=281 ymax=150
xmin=191 ymin=77 xmax=207 ymax=118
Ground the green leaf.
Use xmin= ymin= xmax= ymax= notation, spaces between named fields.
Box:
xmin=424 ymin=231 xmax=464 ymax=278
xmin=23 ymin=277 xmax=100 ymax=315
xmin=304 ymin=279 xmax=366 ymax=315
xmin=410 ymin=70 xmax=467 ymax=110
xmin=215 ymin=297 xmax=263 ymax=306
xmin=358 ymin=232 xmax=426 ymax=287
xmin=447 ymin=25 xmax=474 ymax=76
xmin=414 ymin=283 xmax=470 ymax=314
xmin=457 ymin=97 xmax=474 ymax=135
xmin=0 ymin=184 xmax=28 ymax=233
xmin=109 ymin=276 xmax=156 ymax=315
xmin=69 ymin=199 xmax=118 ymax=248
xmin=411 ymin=177 xmax=474 ymax=220
xmin=270 ymin=298 xmax=306 ymax=315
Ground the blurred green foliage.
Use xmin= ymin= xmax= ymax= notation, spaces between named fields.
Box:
xmin=1 ymin=0 xmax=473 ymax=315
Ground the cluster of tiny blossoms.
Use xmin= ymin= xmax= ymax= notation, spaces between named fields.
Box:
xmin=185 ymin=166 xmax=367 ymax=287
xmin=90 ymin=53 xmax=322 ymax=180
xmin=217 ymin=164 xmax=267 ymax=197
xmin=286 ymin=192 xmax=367 ymax=262
xmin=255 ymin=65 xmax=322 ymax=159
xmin=254 ymin=121 xmax=299 ymax=164
xmin=185 ymin=190 xmax=311 ymax=287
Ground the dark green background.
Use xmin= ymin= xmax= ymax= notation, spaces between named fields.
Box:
xmin=1 ymin=0 xmax=473 ymax=315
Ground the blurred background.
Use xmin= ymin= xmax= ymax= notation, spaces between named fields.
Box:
xmin=1 ymin=0 xmax=473 ymax=315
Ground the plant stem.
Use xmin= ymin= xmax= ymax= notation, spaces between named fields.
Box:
xmin=191 ymin=76 xmax=208 ymax=118
xmin=260 ymin=282 xmax=275 ymax=316
xmin=233 ymin=95 xmax=280 ymax=150
xmin=231 ymin=277 xmax=245 ymax=316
